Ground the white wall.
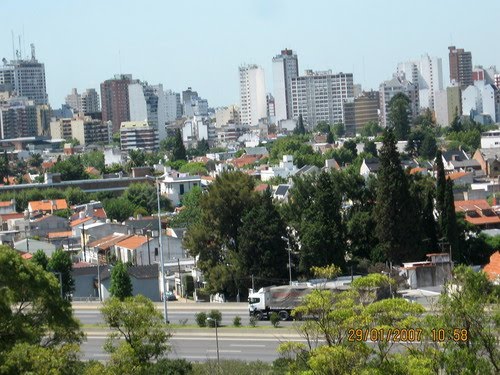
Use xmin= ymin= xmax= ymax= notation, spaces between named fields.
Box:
xmin=273 ymin=59 xmax=287 ymax=123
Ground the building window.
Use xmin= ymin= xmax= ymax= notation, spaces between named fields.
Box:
xmin=180 ymin=184 xmax=185 ymax=195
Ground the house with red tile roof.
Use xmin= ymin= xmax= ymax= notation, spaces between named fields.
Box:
xmin=454 ymin=200 xmax=500 ymax=228
xmin=0 ymin=199 xmax=16 ymax=214
xmin=115 ymin=234 xmax=154 ymax=266
xmin=483 ymin=251 xmax=500 ymax=284
xmin=28 ymin=199 xmax=68 ymax=214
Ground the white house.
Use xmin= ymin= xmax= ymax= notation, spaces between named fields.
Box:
xmin=260 ymin=155 xmax=298 ymax=182
xmin=160 ymin=173 xmax=201 ymax=206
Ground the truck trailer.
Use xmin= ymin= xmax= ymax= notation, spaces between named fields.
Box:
xmin=248 ymin=280 xmax=353 ymax=320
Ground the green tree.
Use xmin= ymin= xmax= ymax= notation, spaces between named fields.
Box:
xmin=419 ymin=132 xmax=437 ymax=159
xmin=101 ymin=295 xmax=171 ymax=366
xmin=326 ymin=129 xmax=334 ymax=144
xmin=81 ymin=150 xmax=105 ymax=172
xmin=170 ymin=186 xmax=203 ymax=228
xmin=197 ymin=138 xmax=210 ymax=155
xmin=374 ymin=129 xmax=416 ymax=263
xmin=109 ymin=261 xmax=133 ymax=300
xmin=284 ymin=171 xmax=347 ymax=275
xmin=50 ymin=155 xmax=89 ymax=181
xmin=441 ymin=178 xmax=460 ymax=261
xmin=388 ymin=92 xmax=411 ymax=140
xmin=332 ymin=122 xmax=345 ymax=138
xmin=360 ymin=121 xmax=382 ymax=137
xmin=48 ymin=248 xmax=75 ymax=298
xmin=172 ymin=129 xmax=187 ymax=161
xmin=237 ymin=188 xmax=288 ymax=288
xmin=184 ymin=171 xmax=256 ymax=296
xmin=435 ymin=149 xmax=446 ymax=215
xmin=128 ymin=149 xmax=146 ymax=168
xmin=64 ymin=186 xmax=90 ymax=206
xmin=179 ymin=162 xmax=207 ymax=176
xmin=123 ymin=183 xmax=172 ymax=215
xmin=0 ymin=246 xmax=82 ymax=355
xmin=294 ymin=114 xmax=306 ymax=135
xmin=31 ymin=249 xmax=49 ymax=271
xmin=431 ymin=266 xmax=500 ymax=373
xmin=363 ymin=140 xmax=377 ymax=157
xmin=314 ymin=121 xmax=331 ymax=133
xmin=28 ymin=153 xmax=43 ymax=169
xmin=103 ymin=197 xmax=136 ymax=222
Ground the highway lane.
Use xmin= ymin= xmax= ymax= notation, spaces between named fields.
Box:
xmin=81 ymin=330 xmax=302 ymax=362
xmin=73 ymin=302 xmax=295 ymax=328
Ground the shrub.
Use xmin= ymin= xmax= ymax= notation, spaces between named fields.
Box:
xmin=270 ymin=312 xmax=280 ymax=328
xmin=233 ymin=316 xmax=242 ymax=327
xmin=207 ymin=310 xmax=222 ymax=327
xmin=249 ymin=316 xmax=258 ymax=327
xmin=195 ymin=312 xmax=207 ymax=327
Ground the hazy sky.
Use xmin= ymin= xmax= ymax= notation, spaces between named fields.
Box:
xmin=2 ymin=0 xmax=499 ymax=108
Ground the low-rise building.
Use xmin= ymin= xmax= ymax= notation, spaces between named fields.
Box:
xmin=454 ymin=199 xmax=500 ymax=229
xmin=120 ymin=120 xmax=159 ymax=151
xmin=28 ymin=199 xmax=68 ymax=214
xmin=260 ymin=155 xmax=298 ymax=182
xmin=160 ymin=173 xmax=201 ymax=206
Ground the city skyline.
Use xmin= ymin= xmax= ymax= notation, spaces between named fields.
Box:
xmin=1 ymin=0 xmax=499 ymax=108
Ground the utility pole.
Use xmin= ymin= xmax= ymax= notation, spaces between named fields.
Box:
xmin=177 ymin=257 xmax=182 ymax=299
xmin=146 ymin=230 xmax=151 ymax=265
xmin=97 ymin=251 xmax=101 ymax=301
xmin=82 ymin=222 xmax=86 ymax=262
xmin=251 ymin=274 xmax=255 ymax=292
xmin=155 ymin=177 xmax=169 ymax=324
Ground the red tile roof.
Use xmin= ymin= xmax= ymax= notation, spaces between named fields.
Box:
xmin=409 ymin=167 xmax=427 ymax=175
xmin=447 ymin=171 xmax=471 ymax=180
xmin=70 ymin=217 xmax=93 ymax=227
xmin=29 ymin=199 xmax=68 ymax=212
xmin=231 ymin=155 xmax=259 ymax=168
xmin=0 ymin=212 xmax=24 ymax=221
xmin=484 ymin=251 xmax=500 ymax=282
xmin=21 ymin=252 xmax=33 ymax=260
xmin=254 ymin=183 xmax=270 ymax=192
xmin=93 ymin=208 xmax=107 ymax=219
xmin=116 ymin=235 xmax=150 ymax=250
xmin=87 ymin=233 xmax=131 ymax=250
xmin=0 ymin=201 xmax=14 ymax=207
xmin=47 ymin=231 xmax=73 ymax=239
xmin=455 ymin=200 xmax=500 ymax=226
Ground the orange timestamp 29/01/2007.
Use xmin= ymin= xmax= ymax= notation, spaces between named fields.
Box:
xmin=347 ymin=328 xmax=469 ymax=343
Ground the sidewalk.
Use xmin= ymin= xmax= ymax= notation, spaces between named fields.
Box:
xmin=73 ymin=300 xmax=248 ymax=310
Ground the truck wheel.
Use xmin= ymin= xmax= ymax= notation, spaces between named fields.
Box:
xmin=278 ymin=310 xmax=289 ymax=321
xmin=255 ymin=312 xmax=263 ymax=321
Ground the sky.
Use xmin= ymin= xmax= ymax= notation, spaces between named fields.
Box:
xmin=1 ymin=0 xmax=499 ymax=108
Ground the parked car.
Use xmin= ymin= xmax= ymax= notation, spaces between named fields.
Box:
xmin=165 ymin=291 xmax=177 ymax=301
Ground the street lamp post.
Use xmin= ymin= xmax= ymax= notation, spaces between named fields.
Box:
xmin=151 ymin=175 xmax=169 ymax=324
xmin=206 ymin=317 xmax=220 ymax=367
xmin=281 ymin=235 xmax=292 ymax=285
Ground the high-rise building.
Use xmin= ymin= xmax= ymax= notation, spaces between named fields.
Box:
xmin=65 ymin=88 xmax=81 ymax=112
xmin=267 ymin=93 xmax=275 ymax=123
xmin=100 ymin=74 xmax=136 ymax=133
xmin=397 ymin=54 xmax=443 ymax=110
xmin=120 ymin=120 xmax=159 ymax=151
xmin=0 ymin=45 xmax=48 ymax=105
xmin=215 ymin=105 xmax=240 ymax=127
xmin=0 ymin=96 xmax=37 ymax=139
xmin=181 ymin=87 xmax=208 ymax=117
xmin=291 ymin=70 xmax=354 ymax=129
xmin=462 ymin=81 xmax=498 ymax=122
xmin=272 ymin=49 xmax=299 ymax=123
xmin=165 ymin=90 xmax=181 ymax=123
xmin=239 ymin=65 xmax=267 ymax=126
xmin=448 ymin=46 xmax=473 ymax=88
xmin=379 ymin=73 xmax=419 ymax=127
xmin=447 ymin=86 xmax=462 ymax=124
xmin=128 ymin=83 xmax=167 ymax=141
xmin=347 ymin=91 xmax=380 ymax=135
xmin=81 ymin=89 xmax=100 ymax=114
xmin=36 ymin=104 xmax=51 ymax=136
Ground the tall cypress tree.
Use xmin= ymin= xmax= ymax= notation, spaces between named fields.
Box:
xmin=422 ymin=190 xmax=438 ymax=253
xmin=172 ymin=129 xmax=187 ymax=161
xmin=374 ymin=129 xmax=416 ymax=263
xmin=294 ymin=114 xmax=306 ymax=135
xmin=435 ymin=149 xmax=446 ymax=215
xmin=441 ymin=178 xmax=459 ymax=261
xmin=110 ymin=261 xmax=133 ymax=301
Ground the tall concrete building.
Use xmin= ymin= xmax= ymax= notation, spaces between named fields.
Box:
xmin=291 ymin=70 xmax=354 ymax=129
xmin=215 ymin=105 xmax=240 ymax=127
xmin=379 ymin=73 xmax=419 ymax=127
xmin=448 ymin=46 xmax=473 ymax=88
xmin=65 ymin=88 xmax=81 ymax=112
xmin=0 ymin=97 xmax=37 ymax=139
xmin=165 ymin=90 xmax=181 ymax=123
xmin=272 ymin=49 xmax=299 ymax=123
xmin=120 ymin=120 xmax=159 ymax=151
xmin=128 ymin=83 xmax=167 ymax=141
xmin=447 ymin=86 xmax=462 ymax=124
xmin=81 ymin=89 xmax=100 ymax=114
xmin=344 ymin=91 xmax=380 ymax=135
xmin=0 ymin=45 xmax=48 ymax=105
xmin=181 ymin=87 xmax=208 ymax=117
xmin=100 ymin=74 xmax=136 ymax=133
xmin=239 ymin=65 xmax=267 ymax=126
xmin=397 ymin=54 xmax=443 ymax=110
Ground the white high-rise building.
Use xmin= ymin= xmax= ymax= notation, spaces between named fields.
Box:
xmin=0 ymin=45 xmax=48 ymax=105
xmin=397 ymin=54 xmax=443 ymax=111
xmin=462 ymin=81 xmax=498 ymax=122
xmin=291 ymin=70 xmax=354 ymax=129
xmin=128 ymin=82 xmax=167 ymax=141
xmin=81 ymin=88 xmax=100 ymax=114
xmin=165 ymin=90 xmax=181 ymax=123
xmin=239 ymin=65 xmax=267 ymax=126
xmin=272 ymin=49 xmax=299 ymax=123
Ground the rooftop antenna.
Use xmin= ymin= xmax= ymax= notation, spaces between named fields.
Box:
xmin=31 ymin=44 xmax=36 ymax=61
xmin=22 ymin=25 xmax=25 ymax=60
xmin=11 ymin=31 xmax=15 ymax=60
xmin=18 ymin=35 xmax=22 ymax=60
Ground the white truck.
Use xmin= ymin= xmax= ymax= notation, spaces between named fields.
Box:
xmin=248 ymin=279 xmax=354 ymax=321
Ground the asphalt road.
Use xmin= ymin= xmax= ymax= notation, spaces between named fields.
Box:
xmin=81 ymin=329 xmax=303 ymax=362
xmin=73 ymin=302 xmax=295 ymax=328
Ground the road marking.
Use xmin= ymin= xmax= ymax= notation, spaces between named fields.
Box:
xmin=230 ymin=344 xmax=266 ymax=347
xmin=206 ymin=349 xmax=242 ymax=353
